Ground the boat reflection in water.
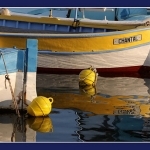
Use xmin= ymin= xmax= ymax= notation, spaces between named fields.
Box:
xmin=0 ymin=113 xmax=53 ymax=142
xmin=37 ymin=74 xmax=150 ymax=142
xmin=0 ymin=114 xmax=35 ymax=142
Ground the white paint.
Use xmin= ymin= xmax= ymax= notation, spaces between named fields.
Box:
xmin=0 ymin=72 xmax=37 ymax=109
xmin=38 ymin=44 xmax=150 ymax=69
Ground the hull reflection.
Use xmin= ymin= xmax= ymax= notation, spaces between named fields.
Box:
xmin=37 ymin=74 xmax=150 ymax=141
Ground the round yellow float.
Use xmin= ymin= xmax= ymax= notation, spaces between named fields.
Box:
xmin=79 ymin=66 xmax=98 ymax=87
xmin=27 ymin=96 xmax=53 ymax=117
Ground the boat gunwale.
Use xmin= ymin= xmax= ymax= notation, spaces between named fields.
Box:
xmin=0 ymin=11 xmax=149 ymax=31
xmin=1 ymin=12 xmax=148 ymax=24
xmin=0 ymin=26 xmax=150 ymax=38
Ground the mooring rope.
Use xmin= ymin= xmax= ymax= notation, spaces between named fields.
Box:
xmin=0 ymin=51 xmax=20 ymax=117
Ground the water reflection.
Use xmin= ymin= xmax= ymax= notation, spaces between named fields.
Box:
xmin=0 ymin=113 xmax=53 ymax=142
xmin=27 ymin=116 xmax=53 ymax=133
xmin=11 ymin=115 xmax=26 ymax=142
xmin=0 ymin=114 xmax=34 ymax=142
xmin=0 ymin=74 xmax=150 ymax=142
xmin=36 ymin=74 xmax=150 ymax=142
xmin=75 ymin=112 xmax=150 ymax=142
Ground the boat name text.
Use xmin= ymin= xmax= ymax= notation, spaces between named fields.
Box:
xmin=113 ymin=34 xmax=142 ymax=45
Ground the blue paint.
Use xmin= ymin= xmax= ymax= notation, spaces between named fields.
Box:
xmin=45 ymin=24 xmax=55 ymax=31
xmin=0 ymin=39 xmax=38 ymax=75
xmin=5 ymin=20 xmax=16 ymax=28
xmin=17 ymin=50 xmax=24 ymax=71
xmin=0 ymin=20 xmax=3 ymax=26
xmin=18 ymin=21 xmax=28 ymax=29
xmin=1 ymin=19 xmax=113 ymax=33
xmin=30 ymin=22 xmax=43 ymax=30
xmin=0 ymin=49 xmax=18 ymax=75
xmin=26 ymin=39 xmax=38 ymax=72
xmin=57 ymin=25 xmax=70 ymax=32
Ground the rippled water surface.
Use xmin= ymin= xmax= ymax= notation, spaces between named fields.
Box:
xmin=36 ymin=74 xmax=150 ymax=142
xmin=1 ymin=74 xmax=150 ymax=142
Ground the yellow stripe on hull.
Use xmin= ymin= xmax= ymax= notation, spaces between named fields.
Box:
xmin=0 ymin=28 xmax=150 ymax=52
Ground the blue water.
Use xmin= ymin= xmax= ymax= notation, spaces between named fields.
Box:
xmin=36 ymin=109 xmax=81 ymax=142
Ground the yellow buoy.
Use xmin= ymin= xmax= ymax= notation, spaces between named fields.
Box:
xmin=79 ymin=85 xmax=97 ymax=98
xmin=27 ymin=116 xmax=53 ymax=133
xmin=27 ymin=96 xmax=53 ymax=117
xmin=79 ymin=66 xmax=98 ymax=87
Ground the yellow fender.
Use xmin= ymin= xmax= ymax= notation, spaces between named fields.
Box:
xmin=79 ymin=66 xmax=98 ymax=87
xmin=27 ymin=96 xmax=53 ymax=117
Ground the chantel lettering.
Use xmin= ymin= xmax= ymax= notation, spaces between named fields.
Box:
xmin=114 ymin=34 xmax=142 ymax=45
xmin=133 ymin=36 xmax=137 ymax=41
xmin=119 ymin=38 xmax=129 ymax=44
xmin=125 ymin=37 xmax=131 ymax=43
xmin=120 ymin=37 xmax=137 ymax=44
xmin=119 ymin=38 xmax=124 ymax=44
xmin=130 ymin=36 xmax=138 ymax=42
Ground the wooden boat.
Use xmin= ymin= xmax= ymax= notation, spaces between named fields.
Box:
xmin=0 ymin=39 xmax=38 ymax=110
xmin=1 ymin=8 xmax=150 ymax=74
xmin=0 ymin=26 xmax=150 ymax=74
xmin=37 ymin=74 xmax=150 ymax=117
xmin=0 ymin=8 xmax=150 ymax=32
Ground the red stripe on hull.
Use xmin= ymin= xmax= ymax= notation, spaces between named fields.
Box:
xmin=37 ymin=66 xmax=150 ymax=78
